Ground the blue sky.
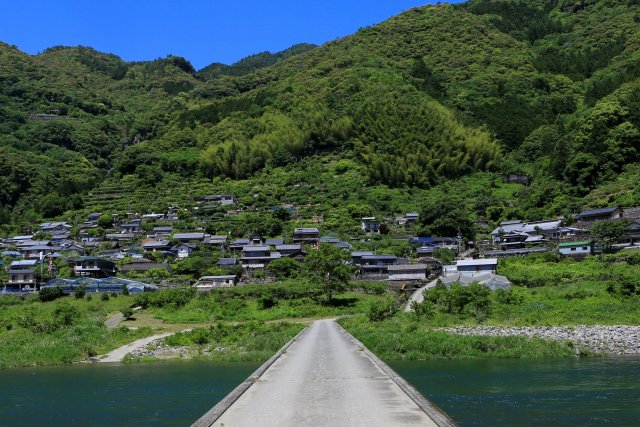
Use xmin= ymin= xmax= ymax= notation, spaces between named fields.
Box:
xmin=0 ymin=0 xmax=463 ymax=70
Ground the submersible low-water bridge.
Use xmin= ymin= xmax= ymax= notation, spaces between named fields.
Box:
xmin=192 ymin=319 xmax=456 ymax=427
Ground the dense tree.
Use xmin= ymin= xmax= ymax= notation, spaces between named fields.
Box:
xmin=304 ymin=244 xmax=354 ymax=301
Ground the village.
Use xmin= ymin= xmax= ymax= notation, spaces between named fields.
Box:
xmin=2 ymin=193 xmax=640 ymax=296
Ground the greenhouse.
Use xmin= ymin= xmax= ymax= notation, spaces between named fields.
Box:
xmin=42 ymin=277 xmax=158 ymax=294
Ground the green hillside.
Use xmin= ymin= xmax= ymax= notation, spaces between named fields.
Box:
xmin=1 ymin=0 xmax=640 ymax=234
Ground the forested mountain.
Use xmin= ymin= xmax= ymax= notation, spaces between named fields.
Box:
xmin=198 ymin=43 xmax=317 ymax=79
xmin=1 ymin=0 xmax=640 ymax=232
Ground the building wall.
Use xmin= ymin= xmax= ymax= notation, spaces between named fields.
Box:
xmin=457 ymin=265 xmax=497 ymax=277
xmin=559 ymin=246 xmax=591 ymax=255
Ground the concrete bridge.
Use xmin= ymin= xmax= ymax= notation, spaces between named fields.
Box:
xmin=192 ymin=319 xmax=456 ymax=427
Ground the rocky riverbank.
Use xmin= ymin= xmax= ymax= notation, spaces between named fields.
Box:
xmin=127 ymin=339 xmax=194 ymax=360
xmin=438 ymin=326 xmax=640 ymax=355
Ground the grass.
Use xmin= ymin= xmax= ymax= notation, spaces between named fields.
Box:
xmin=339 ymin=315 xmax=578 ymax=360
xmin=128 ymin=321 xmax=305 ymax=363
xmin=0 ymin=295 xmax=155 ymax=368
xmin=144 ymin=280 xmax=387 ymax=324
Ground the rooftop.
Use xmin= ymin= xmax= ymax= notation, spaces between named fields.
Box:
xmin=456 ymin=259 xmax=498 ymax=267
xmin=578 ymin=207 xmax=620 ymax=218
xmin=558 ymin=241 xmax=591 ymax=248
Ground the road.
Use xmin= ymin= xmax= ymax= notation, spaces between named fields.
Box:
xmin=403 ymin=279 xmax=439 ymax=312
xmin=208 ymin=319 xmax=446 ymax=426
xmin=97 ymin=332 xmax=175 ymax=363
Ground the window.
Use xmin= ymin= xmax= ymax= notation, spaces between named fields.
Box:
xmin=571 ymin=247 xmax=576 ymax=251
xmin=582 ymin=247 xmax=588 ymax=251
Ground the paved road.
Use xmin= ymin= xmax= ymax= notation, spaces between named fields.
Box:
xmin=104 ymin=312 xmax=125 ymax=329
xmin=97 ymin=332 xmax=175 ymax=363
xmin=210 ymin=319 xmax=442 ymax=426
xmin=403 ymin=279 xmax=439 ymax=312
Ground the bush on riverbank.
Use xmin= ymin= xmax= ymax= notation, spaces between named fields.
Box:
xmin=0 ymin=295 xmax=153 ymax=368
xmin=409 ymin=254 xmax=640 ymax=327
xmin=160 ymin=321 xmax=304 ymax=362
xmin=339 ymin=315 xmax=576 ymax=360
xmin=148 ymin=280 xmax=390 ymax=323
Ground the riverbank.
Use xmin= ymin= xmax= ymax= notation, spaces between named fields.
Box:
xmin=339 ymin=315 xmax=578 ymax=360
xmin=124 ymin=321 xmax=305 ymax=363
xmin=438 ymin=325 xmax=640 ymax=355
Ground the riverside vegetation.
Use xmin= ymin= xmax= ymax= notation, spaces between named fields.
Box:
xmin=3 ymin=251 xmax=640 ymax=367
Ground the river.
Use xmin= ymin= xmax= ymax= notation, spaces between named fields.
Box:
xmin=390 ymin=356 xmax=640 ymax=426
xmin=0 ymin=357 xmax=639 ymax=426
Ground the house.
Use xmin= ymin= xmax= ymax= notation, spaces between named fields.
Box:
xmin=196 ymin=275 xmax=238 ymax=290
xmin=70 ymin=256 xmax=116 ymax=278
xmin=441 ymin=273 xmax=512 ymax=290
xmin=120 ymin=222 xmax=141 ymax=233
xmin=397 ymin=213 xmax=420 ymax=226
xmin=7 ymin=268 xmax=37 ymax=289
xmin=39 ymin=222 xmax=71 ymax=234
xmin=359 ymin=254 xmax=398 ymax=276
xmin=171 ymin=244 xmax=196 ymax=259
xmin=485 ymin=247 xmax=551 ymax=258
xmin=456 ymin=259 xmax=498 ymax=277
xmin=86 ymin=212 xmax=103 ymax=222
xmin=625 ymin=222 xmax=640 ymax=245
xmin=558 ymin=241 xmax=592 ymax=257
xmin=216 ymin=258 xmax=238 ymax=267
xmin=61 ymin=244 xmax=85 ymax=257
xmin=20 ymin=245 xmax=61 ymax=259
xmin=141 ymin=240 xmax=172 ymax=252
xmin=333 ymin=241 xmax=353 ymax=250
xmin=230 ymin=239 xmax=251 ymax=251
xmin=16 ymin=240 xmax=50 ymax=248
xmin=503 ymin=174 xmax=530 ymax=186
xmin=204 ymin=235 xmax=228 ymax=247
xmin=293 ymin=228 xmax=320 ymax=243
xmin=10 ymin=235 xmax=34 ymax=242
xmin=105 ymin=233 xmax=134 ymax=241
xmin=276 ymin=244 xmax=304 ymax=257
xmin=320 ymin=236 xmax=340 ymax=244
xmin=241 ymin=246 xmax=281 ymax=268
xmin=361 ymin=217 xmax=380 ymax=234
xmin=173 ymin=233 xmax=206 ymax=243
xmin=351 ymin=251 xmax=373 ymax=266
xmin=120 ymin=259 xmax=170 ymax=274
xmin=200 ymin=194 xmax=235 ymax=205
xmin=266 ymin=239 xmax=285 ymax=247
xmin=152 ymin=226 xmax=174 ymax=237
xmin=577 ymin=207 xmax=623 ymax=222
xmin=142 ymin=213 xmax=165 ymax=221
xmin=1 ymin=251 xmax=22 ymax=258
xmin=388 ymin=264 xmax=429 ymax=281
xmin=10 ymin=259 xmax=39 ymax=270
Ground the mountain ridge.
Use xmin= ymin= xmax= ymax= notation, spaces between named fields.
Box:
xmin=1 ymin=0 xmax=640 ymax=233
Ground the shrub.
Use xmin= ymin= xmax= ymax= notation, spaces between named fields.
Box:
xmin=258 ymin=295 xmax=278 ymax=309
xmin=74 ymin=285 xmax=86 ymax=299
xmin=101 ymin=293 xmax=110 ymax=301
xmin=39 ymin=287 xmax=64 ymax=302
xmin=121 ymin=307 xmax=134 ymax=320
xmin=494 ymin=289 xmax=523 ymax=305
xmin=411 ymin=300 xmax=435 ymax=319
xmin=53 ymin=303 xmax=79 ymax=326
xmin=133 ymin=287 xmax=196 ymax=308
xmin=425 ymin=282 xmax=491 ymax=316
xmin=368 ymin=297 xmax=398 ymax=322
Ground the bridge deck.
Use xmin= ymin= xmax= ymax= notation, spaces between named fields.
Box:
xmin=193 ymin=319 xmax=455 ymax=427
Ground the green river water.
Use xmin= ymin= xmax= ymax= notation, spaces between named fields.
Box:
xmin=0 ymin=357 xmax=638 ymax=426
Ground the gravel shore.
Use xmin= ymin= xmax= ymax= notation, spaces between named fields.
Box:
xmin=438 ymin=326 xmax=640 ymax=355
